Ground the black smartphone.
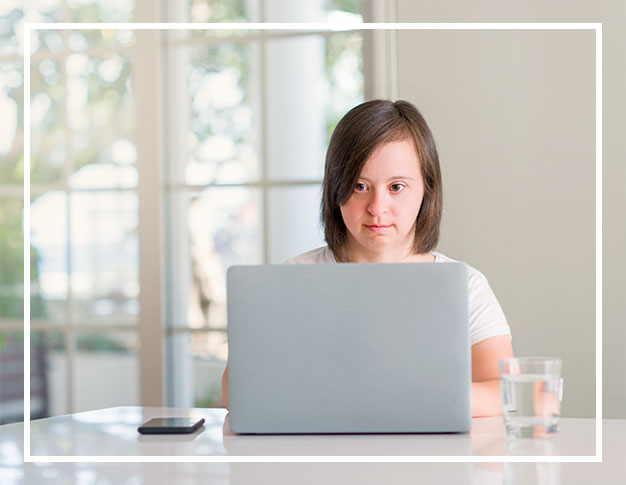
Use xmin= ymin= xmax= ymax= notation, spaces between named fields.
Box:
xmin=137 ymin=417 xmax=205 ymax=434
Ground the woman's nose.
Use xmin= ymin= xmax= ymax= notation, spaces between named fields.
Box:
xmin=367 ymin=190 xmax=389 ymax=216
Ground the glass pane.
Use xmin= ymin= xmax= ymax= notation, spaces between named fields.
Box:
xmin=31 ymin=58 xmax=66 ymax=185
xmin=325 ymin=0 xmax=362 ymax=18
xmin=0 ymin=4 xmax=24 ymax=57
xmin=325 ymin=31 xmax=364 ymax=137
xmin=66 ymin=51 xmax=137 ymax=189
xmin=69 ymin=191 xmax=139 ymax=325
xmin=187 ymin=0 xmax=252 ymax=22
xmin=188 ymin=28 xmax=257 ymax=41
xmin=73 ymin=331 xmax=139 ymax=412
xmin=0 ymin=330 xmax=23 ymax=424
xmin=0 ymin=330 xmax=66 ymax=424
xmin=0 ymin=198 xmax=24 ymax=320
xmin=265 ymin=32 xmax=364 ymax=181
xmin=30 ymin=191 xmax=68 ymax=322
xmin=66 ymin=0 xmax=135 ymax=23
xmin=67 ymin=29 xmax=135 ymax=52
xmin=193 ymin=330 xmax=227 ymax=407
xmin=167 ymin=187 xmax=262 ymax=329
xmin=173 ymin=41 xmax=260 ymax=185
xmin=268 ymin=185 xmax=325 ymax=263
xmin=33 ymin=330 xmax=67 ymax=417
xmin=189 ymin=0 xmax=250 ymax=22
xmin=165 ymin=7 xmax=257 ymax=42
xmin=168 ymin=330 xmax=227 ymax=408
xmin=2 ymin=3 xmax=62 ymax=57
xmin=0 ymin=62 xmax=24 ymax=185
xmin=264 ymin=0 xmax=362 ymax=22
xmin=34 ymin=29 xmax=65 ymax=55
xmin=264 ymin=0 xmax=326 ymax=22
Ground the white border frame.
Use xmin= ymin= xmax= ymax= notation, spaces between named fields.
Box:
xmin=23 ymin=22 xmax=602 ymax=463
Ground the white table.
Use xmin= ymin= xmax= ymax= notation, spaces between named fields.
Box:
xmin=1 ymin=406 xmax=624 ymax=484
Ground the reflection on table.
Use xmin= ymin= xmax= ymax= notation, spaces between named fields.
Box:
xmin=0 ymin=406 xmax=598 ymax=457
xmin=0 ymin=406 xmax=621 ymax=485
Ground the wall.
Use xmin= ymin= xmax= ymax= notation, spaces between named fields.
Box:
xmin=395 ymin=0 xmax=625 ymax=418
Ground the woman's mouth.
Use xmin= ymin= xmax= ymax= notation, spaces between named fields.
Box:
xmin=365 ymin=224 xmax=391 ymax=233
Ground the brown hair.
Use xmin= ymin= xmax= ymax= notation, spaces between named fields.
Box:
xmin=321 ymin=99 xmax=443 ymax=262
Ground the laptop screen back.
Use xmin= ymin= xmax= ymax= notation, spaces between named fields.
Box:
xmin=227 ymin=262 xmax=470 ymax=434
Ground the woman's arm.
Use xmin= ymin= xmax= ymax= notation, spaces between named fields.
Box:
xmin=470 ymin=335 xmax=513 ymax=417
xmin=222 ymin=365 xmax=229 ymax=409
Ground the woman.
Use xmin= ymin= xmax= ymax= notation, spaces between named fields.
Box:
xmin=222 ymin=99 xmax=513 ymax=417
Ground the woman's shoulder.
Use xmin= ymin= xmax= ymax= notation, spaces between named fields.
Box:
xmin=432 ymin=251 xmax=486 ymax=283
xmin=433 ymin=251 xmax=499 ymax=302
xmin=431 ymin=251 xmax=465 ymax=265
xmin=433 ymin=252 xmax=510 ymax=343
xmin=284 ymin=246 xmax=337 ymax=264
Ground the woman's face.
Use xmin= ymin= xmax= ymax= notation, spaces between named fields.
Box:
xmin=339 ymin=139 xmax=425 ymax=262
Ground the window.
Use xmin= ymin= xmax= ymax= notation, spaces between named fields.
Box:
xmin=1 ymin=0 xmax=384 ymax=423
xmin=162 ymin=0 xmax=365 ymax=408
xmin=1 ymin=0 xmax=139 ymax=423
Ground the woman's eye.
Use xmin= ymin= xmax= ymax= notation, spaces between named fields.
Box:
xmin=390 ymin=183 xmax=405 ymax=193
xmin=355 ymin=182 xmax=367 ymax=192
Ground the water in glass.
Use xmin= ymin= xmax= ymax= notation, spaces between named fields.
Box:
xmin=501 ymin=373 xmax=563 ymax=438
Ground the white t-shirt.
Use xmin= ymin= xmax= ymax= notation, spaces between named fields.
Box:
xmin=284 ymin=246 xmax=511 ymax=347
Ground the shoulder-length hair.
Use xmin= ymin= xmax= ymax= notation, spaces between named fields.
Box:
xmin=321 ymin=99 xmax=443 ymax=262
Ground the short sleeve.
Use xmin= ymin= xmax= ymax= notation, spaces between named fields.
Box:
xmin=467 ymin=268 xmax=511 ymax=346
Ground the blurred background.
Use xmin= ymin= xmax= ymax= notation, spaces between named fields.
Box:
xmin=0 ymin=0 xmax=376 ymax=422
xmin=1 ymin=0 xmax=624 ymax=425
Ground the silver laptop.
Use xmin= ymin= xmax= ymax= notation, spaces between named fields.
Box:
xmin=226 ymin=263 xmax=470 ymax=434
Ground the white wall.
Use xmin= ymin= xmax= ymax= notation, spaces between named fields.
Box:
xmin=395 ymin=0 xmax=625 ymax=418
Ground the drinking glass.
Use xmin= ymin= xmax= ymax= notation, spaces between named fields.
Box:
xmin=499 ymin=357 xmax=563 ymax=438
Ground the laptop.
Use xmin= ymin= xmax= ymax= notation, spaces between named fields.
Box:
xmin=226 ymin=262 xmax=470 ymax=434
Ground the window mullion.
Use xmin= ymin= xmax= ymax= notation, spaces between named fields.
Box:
xmin=361 ymin=0 xmax=398 ymax=99
xmin=134 ymin=1 xmax=167 ymax=406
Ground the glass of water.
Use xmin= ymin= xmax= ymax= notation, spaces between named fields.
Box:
xmin=499 ymin=357 xmax=563 ymax=439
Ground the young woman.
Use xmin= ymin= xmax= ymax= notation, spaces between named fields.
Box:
xmin=222 ymin=99 xmax=513 ymax=417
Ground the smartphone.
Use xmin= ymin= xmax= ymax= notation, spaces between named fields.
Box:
xmin=137 ymin=417 xmax=205 ymax=434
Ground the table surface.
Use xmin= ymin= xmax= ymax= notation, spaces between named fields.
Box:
xmin=1 ymin=407 xmax=625 ymax=484
xmin=0 ymin=406 xmax=602 ymax=457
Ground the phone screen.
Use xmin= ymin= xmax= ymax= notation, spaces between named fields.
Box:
xmin=138 ymin=417 xmax=205 ymax=434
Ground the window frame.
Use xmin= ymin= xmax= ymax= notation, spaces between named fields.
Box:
xmin=157 ymin=0 xmax=397 ymax=408
xmin=0 ymin=0 xmax=398 ymax=420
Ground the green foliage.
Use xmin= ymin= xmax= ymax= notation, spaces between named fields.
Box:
xmin=324 ymin=32 xmax=364 ymax=141
xmin=0 ymin=64 xmax=24 ymax=184
xmin=195 ymin=380 xmax=224 ymax=408
xmin=208 ymin=0 xmax=247 ymax=22
xmin=0 ymin=199 xmax=46 ymax=320
xmin=325 ymin=0 xmax=360 ymax=15
xmin=71 ymin=3 xmax=101 ymax=23
xmin=76 ymin=333 xmax=129 ymax=353
xmin=189 ymin=0 xmax=248 ymax=22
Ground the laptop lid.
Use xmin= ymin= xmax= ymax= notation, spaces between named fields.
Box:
xmin=226 ymin=262 xmax=470 ymax=434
